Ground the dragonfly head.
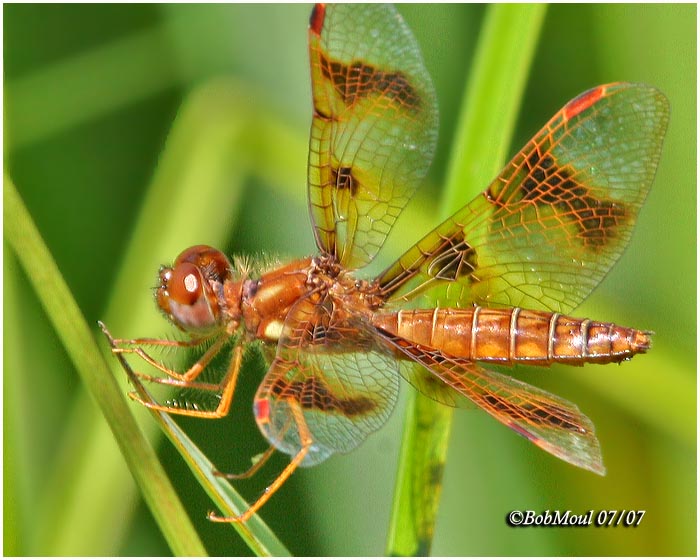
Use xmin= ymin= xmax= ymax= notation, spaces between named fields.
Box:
xmin=156 ymin=245 xmax=232 ymax=333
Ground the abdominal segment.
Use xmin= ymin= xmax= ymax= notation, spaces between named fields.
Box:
xmin=373 ymin=307 xmax=651 ymax=366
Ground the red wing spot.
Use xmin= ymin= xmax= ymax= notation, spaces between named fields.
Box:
xmin=309 ymin=3 xmax=326 ymax=35
xmin=254 ymin=398 xmax=270 ymax=423
xmin=563 ymin=85 xmax=607 ymax=120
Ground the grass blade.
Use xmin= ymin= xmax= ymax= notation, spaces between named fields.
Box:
xmin=100 ymin=324 xmax=291 ymax=556
xmin=3 ymin=173 xmax=207 ymax=556
xmin=386 ymin=5 xmax=547 ymax=555
xmin=33 ymin=81 xmax=303 ymax=554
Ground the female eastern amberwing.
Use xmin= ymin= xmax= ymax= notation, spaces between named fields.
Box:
xmin=104 ymin=3 xmax=668 ymax=522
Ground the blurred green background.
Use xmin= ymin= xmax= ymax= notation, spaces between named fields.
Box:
xmin=4 ymin=3 xmax=695 ymax=556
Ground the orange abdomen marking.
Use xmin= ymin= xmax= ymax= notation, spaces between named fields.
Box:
xmin=373 ymin=307 xmax=651 ymax=366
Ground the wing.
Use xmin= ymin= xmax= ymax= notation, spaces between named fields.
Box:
xmin=307 ymin=3 xmax=438 ymax=269
xmin=379 ymin=83 xmax=669 ymax=313
xmin=253 ymin=293 xmax=400 ymax=466
xmin=380 ymin=331 xmax=605 ymax=475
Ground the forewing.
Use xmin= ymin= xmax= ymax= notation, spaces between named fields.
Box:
xmin=254 ymin=293 xmax=399 ymax=466
xmin=379 ymin=83 xmax=669 ymax=313
xmin=308 ymin=3 xmax=438 ymax=269
xmin=381 ymin=332 xmax=604 ymax=475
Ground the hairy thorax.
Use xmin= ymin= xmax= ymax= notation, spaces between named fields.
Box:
xmin=238 ymin=254 xmax=383 ymax=343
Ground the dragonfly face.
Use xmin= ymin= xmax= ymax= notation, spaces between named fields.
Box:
xmin=103 ymin=3 xmax=669 ymax=524
xmin=156 ymin=245 xmax=235 ymax=334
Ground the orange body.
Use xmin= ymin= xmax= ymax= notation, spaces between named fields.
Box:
xmin=238 ymin=258 xmax=312 ymax=341
xmin=373 ymin=307 xmax=651 ymax=366
xmin=105 ymin=3 xmax=669 ymax=526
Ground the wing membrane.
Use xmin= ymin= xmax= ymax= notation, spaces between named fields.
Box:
xmin=308 ymin=4 xmax=438 ymax=269
xmin=379 ymin=83 xmax=669 ymax=313
xmin=254 ymin=293 xmax=399 ymax=466
xmin=380 ymin=332 xmax=604 ymax=475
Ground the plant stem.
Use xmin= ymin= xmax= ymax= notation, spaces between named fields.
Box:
xmin=386 ymin=5 xmax=546 ymax=555
xmin=4 ymin=173 xmax=208 ymax=556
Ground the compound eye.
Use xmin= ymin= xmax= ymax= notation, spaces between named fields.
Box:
xmin=155 ymin=245 xmax=232 ymax=333
xmin=174 ymin=245 xmax=230 ymax=284
xmin=157 ymin=261 xmax=219 ymax=332
xmin=168 ymin=262 xmax=203 ymax=305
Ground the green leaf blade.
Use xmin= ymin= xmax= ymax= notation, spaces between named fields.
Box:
xmin=386 ymin=5 xmax=547 ymax=555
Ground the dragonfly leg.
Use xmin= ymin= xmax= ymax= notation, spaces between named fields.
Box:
xmin=128 ymin=373 xmax=222 ymax=392
xmin=114 ymin=334 xmax=227 ymax=382
xmin=112 ymin=334 xmax=212 ymax=348
xmin=213 ymin=444 xmax=277 ymax=480
xmin=128 ymin=343 xmax=243 ymax=419
xmin=207 ymin=399 xmax=312 ymax=523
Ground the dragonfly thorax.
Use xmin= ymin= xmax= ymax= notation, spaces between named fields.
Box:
xmin=238 ymin=257 xmax=316 ymax=342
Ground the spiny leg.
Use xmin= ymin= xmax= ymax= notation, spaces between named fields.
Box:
xmin=115 ymin=334 xmax=228 ymax=382
xmin=213 ymin=444 xmax=277 ymax=481
xmin=207 ymin=399 xmax=312 ymax=523
xmin=112 ymin=334 xmax=213 ymax=349
xmin=110 ymin=330 xmax=215 ymax=377
xmin=211 ymin=406 xmax=297 ymax=479
xmin=129 ymin=343 xmax=243 ymax=419
xmin=128 ymin=373 xmax=223 ymax=392
xmin=212 ymin=407 xmax=296 ymax=479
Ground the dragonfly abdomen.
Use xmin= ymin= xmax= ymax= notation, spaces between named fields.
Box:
xmin=374 ymin=307 xmax=651 ymax=366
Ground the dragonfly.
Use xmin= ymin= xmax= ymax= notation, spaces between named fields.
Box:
xmin=104 ymin=3 xmax=669 ymax=523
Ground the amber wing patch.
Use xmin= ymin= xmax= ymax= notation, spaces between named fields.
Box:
xmin=307 ymin=4 xmax=438 ymax=269
xmin=254 ymin=295 xmax=399 ymax=466
xmin=379 ymin=83 xmax=669 ymax=314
